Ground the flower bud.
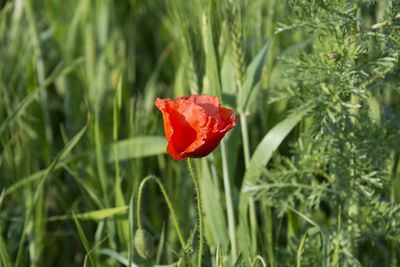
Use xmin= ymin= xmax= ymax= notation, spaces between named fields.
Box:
xmin=134 ymin=228 xmax=154 ymax=259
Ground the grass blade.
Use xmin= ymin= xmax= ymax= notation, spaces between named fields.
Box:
xmin=237 ymin=42 xmax=269 ymax=112
xmin=103 ymin=136 xmax=167 ymax=162
xmin=3 ymin=136 xmax=166 ymax=197
xmin=14 ymin=125 xmax=87 ymax=267
xmin=241 ymin=105 xmax=312 ymax=189
xmin=73 ymin=213 xmax=97 ymax=267
xmin=48 ymin=206 xmax=128 ymax=221
xmin=0 ymin=232 xmax=12 ymax=267
xmin=0 ymin=89 xmax=38 ymax=138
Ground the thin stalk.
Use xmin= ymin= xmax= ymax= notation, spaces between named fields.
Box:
xmin=128 ymin=193 xmax=135 ymax=267
xmin=221 ymin=141 xmax=237 ymax=258
xmin=252 ymin=255 xmax=267 ymax=267
xmin=187 ymin=158 xmax=204 ymax=267
xmin=240 ymin=112 xmax=258 ymax=254
xmin=332 ymin=206 xmax=342 ymax=267
xmin=94 ymin=114 xmax=110 ymax=205
xmin=249 ymin=199 xmax=257 ymax=254
xmin=240 ymin=113 xmax=251 ymax=167
xmin=264 ymin=205 xmax=275 ymax=267
xmin=136 ymin=175 xmax=186 ymax=249
xmin=390 ymin=155 xmax=399 ymax=267
xmin=25 ymin=0 xmax=53 ymax=161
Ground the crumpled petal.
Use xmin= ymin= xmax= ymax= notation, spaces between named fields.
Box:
xmin=155 ymin=94 xmax=238 ymax=160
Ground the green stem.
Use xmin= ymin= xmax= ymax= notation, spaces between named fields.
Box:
xmin=240 ymin=113 xmax=250 ymax=167
xmin=136 ymin=175 xmax=186 ymax=249
xmin=249 ymin=198 xmax=257 ymax=252
xmin=390 ymin=155 xmax=399 ymax=267
xmin=187 ymin=158 xmax=204 ymax=267
xmin=264 ymin=205 xmax=275 ymax=267
xmin=252 ymin=255 xmax=267 ymax=267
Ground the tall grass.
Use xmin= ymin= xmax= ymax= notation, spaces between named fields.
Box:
xmin=1 ymin=0 xmax=399 ymax=266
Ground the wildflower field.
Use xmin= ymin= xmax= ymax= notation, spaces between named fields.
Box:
xmin=1 ymin=0 xmax=400 ymax=266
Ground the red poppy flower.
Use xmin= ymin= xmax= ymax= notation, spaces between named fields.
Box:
xmin=155 ymin=95 xmax=238 ymax=160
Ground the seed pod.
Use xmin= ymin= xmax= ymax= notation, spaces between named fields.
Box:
xmin=134 ymin=228 xmax=154 ymax=259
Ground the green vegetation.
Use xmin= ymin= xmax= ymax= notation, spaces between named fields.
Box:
xmin=1 ymin=0 xmax=400 ymax=266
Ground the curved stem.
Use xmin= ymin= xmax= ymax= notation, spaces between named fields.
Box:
xmin=187 ymin=158 xmax=204 ymax=267
xmin=136 ymin=175 xmax=186 ymax=249
xmin=252 ymin=255 xmax=267 ymax=267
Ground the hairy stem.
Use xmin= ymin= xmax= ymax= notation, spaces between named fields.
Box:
xmin=187 ymin=158 xmax=204 ymax=267
xmin=136 ymin=175 xmax=186 ymax=249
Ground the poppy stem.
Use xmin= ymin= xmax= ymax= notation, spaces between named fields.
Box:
xmin=187 ymin=158 xmax=204 ymax=267
xmin=136 ymin=175 xmax=186 ymax=249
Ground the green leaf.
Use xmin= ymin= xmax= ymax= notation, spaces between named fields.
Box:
xmin=48 ymin=206 xmax=128 ymax=221
xmin=237 ymin=42 xmax=269 ymax=112
xmin=241 ymin=105 xmax=312 ymax=189
xmin=221 ymin=52 xmax=237 ymax=96
xmin=202 ymin=12 xmax=222 ymax=99
xmin=104 ymin=136 xmax=167 ymax=162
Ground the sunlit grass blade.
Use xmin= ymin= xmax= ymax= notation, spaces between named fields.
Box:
xmin=103 ymin=136 xmax=167 ymax=162
xmin=240 ymin=104 xmax=312 ymax=189
xmin=47 ymin=206 xmax=128 ymax=221
xmin=202 ymin=8 xmax=222 ymax=99
xmin=237 ymin=42 xmax=269 ymax=112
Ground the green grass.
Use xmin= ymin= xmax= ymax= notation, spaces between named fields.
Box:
xmin=1 ymin=0 xmax=400 ymax=266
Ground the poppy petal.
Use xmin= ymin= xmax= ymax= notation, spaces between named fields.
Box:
xmin=155 ymin=94 xmax=238 ymax=160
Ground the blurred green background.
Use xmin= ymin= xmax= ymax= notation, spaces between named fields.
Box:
xmin=1 ymin=0 xmax=400 ymax=266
